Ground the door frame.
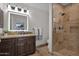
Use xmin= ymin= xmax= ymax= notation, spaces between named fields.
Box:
xmin=48 ymin=3 xmax=53 ymax=53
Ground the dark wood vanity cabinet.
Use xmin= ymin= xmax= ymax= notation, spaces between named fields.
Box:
xmin=0 ymin=36 xmax=36 ymax=56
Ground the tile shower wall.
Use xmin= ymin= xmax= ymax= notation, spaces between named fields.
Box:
xmin=53 ymin=4 xmax=65 ymax=51
xmin=53 ymin=3 xmax=79 ymax=55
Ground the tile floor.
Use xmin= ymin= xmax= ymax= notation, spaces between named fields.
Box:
xmin=30 ymin=45 xmax=79 ymax=56
xmin=52 ymin=49 xmax=79 ymax=56
xmin=30 ymin=45 xmax=52 ymax=56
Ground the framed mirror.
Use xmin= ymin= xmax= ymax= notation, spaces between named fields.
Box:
xmin=8 ymin=11 xmax=29 ymax=32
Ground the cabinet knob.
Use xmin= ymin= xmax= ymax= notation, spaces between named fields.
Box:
xmin=59 ymin=26 xmax=63 ymax=30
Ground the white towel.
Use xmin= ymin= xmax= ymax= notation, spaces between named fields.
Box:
xmin=34 ymin=27 xmax=38 ymax=35
xmin=34 ymin=27 xmax=42 ymax=35
xmin=38 ymin=27 xmax=42 ymax=35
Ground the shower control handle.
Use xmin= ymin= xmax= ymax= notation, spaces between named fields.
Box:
xmin=59 ymin=26 xmax=63 ymax=30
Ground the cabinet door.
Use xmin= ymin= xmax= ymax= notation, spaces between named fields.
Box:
xmin=9 ymin=38 xmax=18 ymax=56
xmin=17 ymin=38 xmax=25 ymax=56
xmin=0 ymin=39 xmax=12 ymax=56
xmin=0 ymin=38 xmax=18 ymax=56
xmin=16 ymin=36 xmax=36 ymax=56
xmin=24 ymin=36 xmax=36 ymax=55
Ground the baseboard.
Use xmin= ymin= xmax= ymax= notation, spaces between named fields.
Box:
xmin=36 ymin=43 xmax=48 ymax=48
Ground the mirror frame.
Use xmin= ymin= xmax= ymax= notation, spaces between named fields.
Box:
xmin=8 ymin=11 xmax=29 ymax=32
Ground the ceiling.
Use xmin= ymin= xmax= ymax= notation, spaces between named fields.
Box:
xmin=23 ymin=3 xmax=49 ymax=12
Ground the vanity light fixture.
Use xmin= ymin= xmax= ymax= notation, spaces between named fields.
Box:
xmin=7 ymin=5 xmax=29 ymax=15
xmin=7 ymin=5 xmax=30 ymax=32
xmin=18 ymin=8 xmax=22 ymax=11
xmin=24 ymin=9 xmax=27 ymax=13
xmin=11 ymin=6 xmax=15 ymax=10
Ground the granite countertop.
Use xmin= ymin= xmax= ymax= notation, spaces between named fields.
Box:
xmin=0 ymin=34 xmax=36 ymax=39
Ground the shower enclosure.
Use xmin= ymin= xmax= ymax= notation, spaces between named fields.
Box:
xmin=53 ymin=3 xmax=79 ymax=56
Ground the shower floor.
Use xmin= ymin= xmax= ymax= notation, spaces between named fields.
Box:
xmin=52 ymin=49 xmax=79 ymax=56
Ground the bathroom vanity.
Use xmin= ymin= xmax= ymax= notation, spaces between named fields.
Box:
xmin=0 ymin=34 xmax=36 ymax=56
xmin=0 ymin=5 xmax=36 ymax=56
